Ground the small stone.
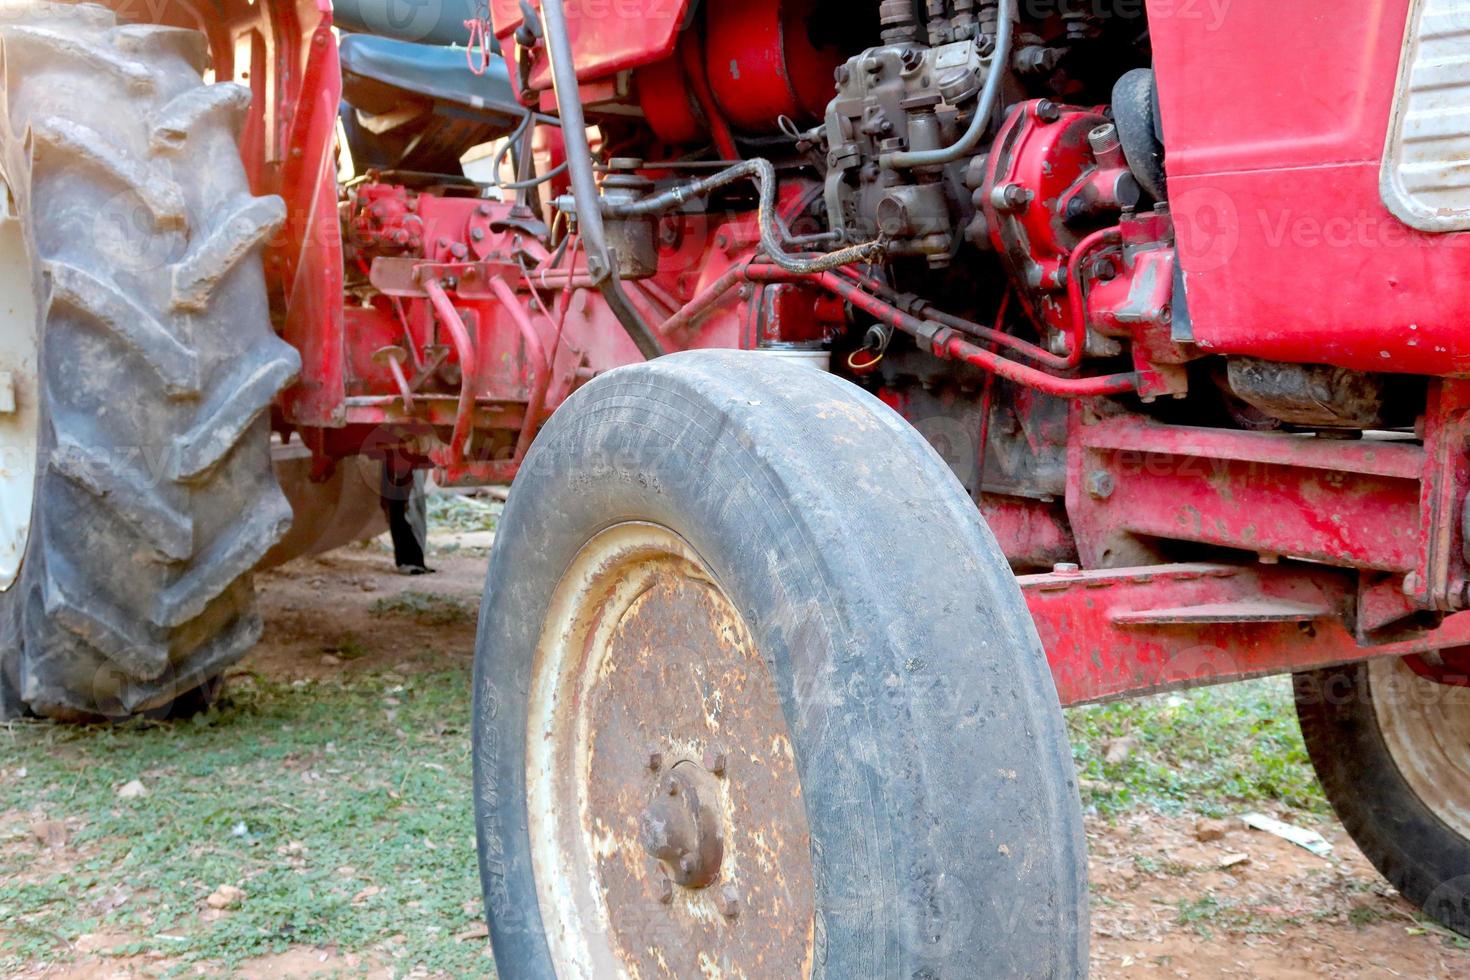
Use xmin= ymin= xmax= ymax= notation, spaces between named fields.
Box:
xmin=321 ymin=654 xmax=342 ymax=666
xmin=1102 ymin=737 xmax=1136 ymax=765
xmin=1194 ymin=818 xmax=1231 ymax=843
xmin=205 ymin=884 xmax=245 ymax=910
xmin=29 ymin=820 xmax=66 ymax=849
xmin=116 ymin=779 xmax=148 ymax=800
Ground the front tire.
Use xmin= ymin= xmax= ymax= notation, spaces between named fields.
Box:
xmin=473 ymin=351 xmax=1087 ymax=977
xmin=0 ymin=4 xmax=299 ymax=718
xmin=1296 ymin=658 xmax=1470 ymax=936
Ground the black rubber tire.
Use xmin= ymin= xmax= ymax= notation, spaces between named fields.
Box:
xmin=0 ymin=4 xmax=299 ymax=719
xmin=473 ymin=350 xmax=1088 ymax=978
xmin=1296 ymin=663 xmax=1470 ymax=936
xmin=1111 ymin=67 xmax=1166 ymax=202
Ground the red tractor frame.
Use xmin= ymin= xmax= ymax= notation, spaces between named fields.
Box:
xmin=4 ymin=0 xmax=1470 ymax=973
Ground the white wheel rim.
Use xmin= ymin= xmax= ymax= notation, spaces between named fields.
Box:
xmin=0 ymin=172 xmax=41 ymax=591
xmin=525 ymin=522 xmax=815 ymax=979
xmin=1371 ymin=656 xmax=1470 ymax=839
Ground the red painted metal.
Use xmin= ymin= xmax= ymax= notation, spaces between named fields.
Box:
xmin=704 ymin=0 xmax=842 ymax=132
xmin=277 ymin=19 xmax=346 ymax=426
xmin=1024 ymin=562 xmax=1470 ymax=706
xmin=422 ymin=277 xmax=479 ymax=473
xmin=1151 ymin=0 xmax=1470 ymax=377
xmin=1067 ymin=412 xmax=1425 ymax=572
xmin=492 ymin=0 xmax=693 ymax=99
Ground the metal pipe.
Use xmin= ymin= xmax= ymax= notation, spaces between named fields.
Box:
xmin=539 ymin=0 xmax=667 ymax=360
xmin=879 ymin=0 xmax=1015 ymax=170
xmin=738 ymin=266 xmax=1140 ymax=397
xmin=422 ymin=277 xmax=479 ymax=465
xmin=605 ymin=158 xmax=885 ymax=274
xmin=488 ymin=278 xmax=552 ymax=462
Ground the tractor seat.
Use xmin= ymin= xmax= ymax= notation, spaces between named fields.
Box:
xmin=339 ymin=33 xmax=523 ymax=174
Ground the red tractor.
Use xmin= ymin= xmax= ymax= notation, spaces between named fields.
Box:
xmin=2 ymin=0 xmax=1468 ymax=973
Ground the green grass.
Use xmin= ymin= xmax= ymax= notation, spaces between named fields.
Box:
xmin=1067 ymin=676 xmax=1327 ymax=819
xmin=426 ymin=494 xmax=500 ymax=534
xmin=369 ymin=591 xmax=476 ymax=627
xmin=1174 ymin=894 xmax=1301 ymax=939
xmin=0 ymin=647 xmax=1327 ymax=974
xmin=0 ymin=667 xmax=484 ymax=976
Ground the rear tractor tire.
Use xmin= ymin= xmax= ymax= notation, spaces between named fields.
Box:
xmin=0 ymin=4 xmax=299 ymax=719
xmin=473 ymin=350 xmax=1088 ymax=977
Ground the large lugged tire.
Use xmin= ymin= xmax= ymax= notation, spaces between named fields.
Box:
xmin=473 ymin=351 xmax=1087 ymax=978
xmin=1296 ymin=659 xmax=1470 ymax=937
xmin=0 ymin=3 xmax=299 ymax=719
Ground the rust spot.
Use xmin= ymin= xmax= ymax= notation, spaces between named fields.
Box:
xmin=583 ymin=564 xmax=815 ymax=976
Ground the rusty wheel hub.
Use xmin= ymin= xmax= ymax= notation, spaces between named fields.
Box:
xmin=639 ymin=759 xmax=725 ymax=887
xmin=526 ymin=523 xmax=815 ymax=977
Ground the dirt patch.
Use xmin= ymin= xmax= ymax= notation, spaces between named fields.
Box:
xmin=1089 ymin=812 xmax=1470 ymax=977
xmin=247 ymin=543 xmax=489 ymax=683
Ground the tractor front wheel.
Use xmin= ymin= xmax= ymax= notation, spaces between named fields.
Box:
xmin=1297 ymin=658 xmax=1470 ymax=938
xmin=0 ymin=4 xmax=298 ymax=719
xmin=472 ymin=350 xmax=1088 ymax=977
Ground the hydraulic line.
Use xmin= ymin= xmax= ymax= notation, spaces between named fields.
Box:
xmin=603 ymin=158 xmax=886 ymax=274
xmin=879 ymin=0 xmax=1015 ymax=170
xmin=658 ymin=262 xmax=1140 ymax=397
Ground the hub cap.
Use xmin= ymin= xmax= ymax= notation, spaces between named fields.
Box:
xmin=0 ymin=174 xmax=40 ymax=590
xmin=526 ymin=522 xmax=816 ymax=977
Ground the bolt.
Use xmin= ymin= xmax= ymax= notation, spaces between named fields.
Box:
xmin=471 ymin=227 xmax=486 ymax=241
xmin=1085 ymin=470 xmax=1115 ymax=500
xmin=653 ymin=875 xmax=673 ymax=905
xmin=647 ymin=751 xmax=663 ymax=771
xmin=717 ymin=884 xmax=740 ymax=919
xmin=703 ymin=750 xmax=727 ymax=776
xmin=477 ymin=203 xmax=492 ymax=216
xmin=992 ymin=183 xmax=1030 ymax=212
xmin=1052 ymin=562 xmax=1082 ymax=576
xmin=1403 ymin=572 xmax=1422 ymax=597
xmin=1034 ymin=100 xmax=1062 ymax=123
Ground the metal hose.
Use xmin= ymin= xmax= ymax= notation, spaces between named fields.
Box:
xmin=879 ymin=0 xmax=1014 ymax=170
xmin=603 ymin=158 xmax=886 ymax=274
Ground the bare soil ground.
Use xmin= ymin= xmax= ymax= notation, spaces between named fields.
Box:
xmin=4 ymin=535 xmax=1470 ymax=977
